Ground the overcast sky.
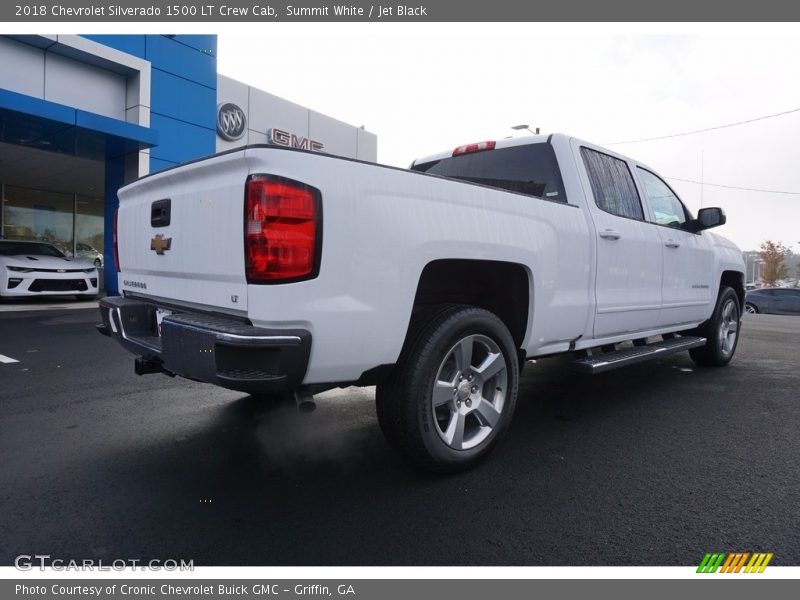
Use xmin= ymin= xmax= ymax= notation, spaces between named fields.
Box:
xmin=217 ymin=24 xmax=800 ymax=252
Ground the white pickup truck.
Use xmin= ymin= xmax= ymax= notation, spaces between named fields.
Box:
xmin=98 ymin=133 xmax=745 ymax=471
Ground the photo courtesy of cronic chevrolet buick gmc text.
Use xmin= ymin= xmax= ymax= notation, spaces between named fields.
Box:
xmin=97 ymin=133 xmax=746 ymax=472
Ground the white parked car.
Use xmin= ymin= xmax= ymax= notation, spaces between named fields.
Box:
xmin=0 ymin=240 xmax=99 ymax=300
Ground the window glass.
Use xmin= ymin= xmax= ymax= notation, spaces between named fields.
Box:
xmin=76 ymin=195 xmax=104 ymax=267
xmin=0 ymin=241 xmax=65 ymax=257
xmin=412 ymin=143 xmax=568 ymax=203
xmin=2 ymin=185 xmax=74 ymax=253
xmin=580 ymin=147 xmax=643 ymax=220
xmin=637 ymin=168 xmax=688 ymax=227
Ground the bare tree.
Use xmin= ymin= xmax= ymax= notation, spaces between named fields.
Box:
xmin=758 ymin=240 xmax=790 ymax=286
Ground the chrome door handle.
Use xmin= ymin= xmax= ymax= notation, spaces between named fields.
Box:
xmin=664 ymin=239 xmax=681 ymax=248
xmin=599 ymin=229 xmax=621 ymax=240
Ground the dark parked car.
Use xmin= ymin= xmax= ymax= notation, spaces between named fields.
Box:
xmin=744 ymin=288 xmax=800 ymax=315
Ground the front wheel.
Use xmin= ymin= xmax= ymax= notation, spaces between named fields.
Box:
xmin=689 ymin=286 xmax=741 ymax=367
xmin=744 ymin=302 xmax=758 ymax=314
xmin=376 ymin=305 xmax=519 ymax=472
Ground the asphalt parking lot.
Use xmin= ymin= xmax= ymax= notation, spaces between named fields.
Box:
xmin=1 ymin=307 xmax=798 ymax=566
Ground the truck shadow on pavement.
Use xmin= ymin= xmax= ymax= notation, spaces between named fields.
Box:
xmin=78 ymin=351 xmax=752 ymax=566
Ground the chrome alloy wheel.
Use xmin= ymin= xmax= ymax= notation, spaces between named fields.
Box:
xmin=718 ymin=298 xmax=740 ymax=358
xmin=744 ymin=303 xmax=757 ymax=314
xmin=431 ymin=334 xmax=507 ymax=451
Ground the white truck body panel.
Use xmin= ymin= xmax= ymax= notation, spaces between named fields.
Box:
xmin=112 ymin=133 xmax=744 ymax=386
xmin=117 ymin=151 xmax=252 ymax=314
xmin=239 ymin=140 xmax=592 ymax=383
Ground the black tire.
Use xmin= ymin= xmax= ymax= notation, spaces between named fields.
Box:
xmin=744 ymin=302 xmax=759 ymax=314
xmin=689 ymin=286 xmax=741 ymax=367
xmin=376 ymin=305 xmax=519 ymax=473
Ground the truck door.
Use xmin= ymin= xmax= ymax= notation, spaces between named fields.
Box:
xmin=635 ymin=167 xmax=715 ymax=327
xmin=576 ymin=145 xmax=663 ymax=338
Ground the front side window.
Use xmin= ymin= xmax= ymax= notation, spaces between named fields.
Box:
xmin=637 ymin=168 xmax=688 ymax=227
xmin=580 ymin=147 xmax=644 ymax=220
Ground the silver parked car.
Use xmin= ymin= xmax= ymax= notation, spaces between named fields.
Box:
xmin=75 ymin=243 xmax=104 ymax=268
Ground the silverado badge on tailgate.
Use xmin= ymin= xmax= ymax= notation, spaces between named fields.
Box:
xmin=150 ymin=234 xmax=172 ymax=255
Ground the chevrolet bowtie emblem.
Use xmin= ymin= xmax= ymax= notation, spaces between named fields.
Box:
xmin=150 ymin=234 xmax=172 ymax=255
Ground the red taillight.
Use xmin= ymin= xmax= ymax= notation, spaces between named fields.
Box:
xmin=113 ymin=208 xmax=120 ymax=272
xmin=452 ymin=140 xmax=496 ymax=157
xmin=245 ymin=175 xmax=320 ymax=283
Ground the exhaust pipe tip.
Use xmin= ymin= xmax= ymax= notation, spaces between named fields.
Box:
xmin=134 ymin=356 xmax=165 ymax=376
xmin=294 ymin=388 xmax=316 ymax=413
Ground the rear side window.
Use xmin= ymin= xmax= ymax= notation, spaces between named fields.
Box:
xmin=412 ymin=143 xmax=568 ymax=203
xmin=580 ymin=147 xmax=644 ymax=221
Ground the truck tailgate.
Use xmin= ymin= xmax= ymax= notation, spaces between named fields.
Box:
xmin=116 ymin=151 xmax=250 ymax=312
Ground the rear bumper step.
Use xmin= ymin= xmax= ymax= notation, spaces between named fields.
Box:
xmin=572 ymin=335 xmax=706 ymax=374
xmin=98 ymin=296 xmax=311 ymax=394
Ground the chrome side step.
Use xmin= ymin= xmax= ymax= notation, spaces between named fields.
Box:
xmin=572 ymin=336 xmax=706 ymax=374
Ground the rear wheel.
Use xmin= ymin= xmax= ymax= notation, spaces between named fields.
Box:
xmin=744 ymin=302 xmax=758 ymax=314
xmin=689 ymin=286 xmax=741 ymax=366
xmin=376 ymin=305 xmax=519 ymax=472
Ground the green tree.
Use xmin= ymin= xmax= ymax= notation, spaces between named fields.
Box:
xmin=759 ymin=240 xmax=790 ymax=286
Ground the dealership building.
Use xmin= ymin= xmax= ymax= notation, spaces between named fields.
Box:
xmin=0 ymin=34 xmax=377 ymax=294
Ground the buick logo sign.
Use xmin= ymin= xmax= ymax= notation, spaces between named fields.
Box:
xmin=216 ymin=103 xmax=246 ymax=141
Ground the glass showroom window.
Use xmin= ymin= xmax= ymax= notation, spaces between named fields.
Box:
xmin=76 ymin=195 xmax=104 ymax=267
xmin=2 ymin=185 xmax=74 ymax=254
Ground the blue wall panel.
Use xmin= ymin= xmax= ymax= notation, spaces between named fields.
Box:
xmin=149 ymin=114 xmax=215 ymax=167
xmin=144 ymin=35 xmax=217 ymax=173
xmin=171 ymin=35 xmax=217 ymax=57
xmin=150 ymin=69 xmax=216 ymax=126
xmin=83 ymin=34 xmax=146 ymax=58
xmin=83 ymin=34 xmax=218 ymax=172
xmin=149 ymin=157 xmax=180 ymax=173
xmin=0 ymin=88 xmax=74 ymax=125
xmin=145 ymin=35 xmax=217 ymax=89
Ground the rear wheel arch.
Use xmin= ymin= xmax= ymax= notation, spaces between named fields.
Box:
xmin=408 ymin=259 xmax=531 ymax=351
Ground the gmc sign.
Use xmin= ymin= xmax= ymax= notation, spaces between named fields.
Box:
xmin=268 ymin=128 xmax=324 ymax=152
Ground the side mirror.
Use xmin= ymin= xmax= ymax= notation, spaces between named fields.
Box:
xmin=689 ymin=207 xmax=726 ymax=232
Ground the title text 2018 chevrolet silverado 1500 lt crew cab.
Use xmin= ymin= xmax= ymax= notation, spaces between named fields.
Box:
xmin=98 ymin=134 xmax=745 ymax=471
